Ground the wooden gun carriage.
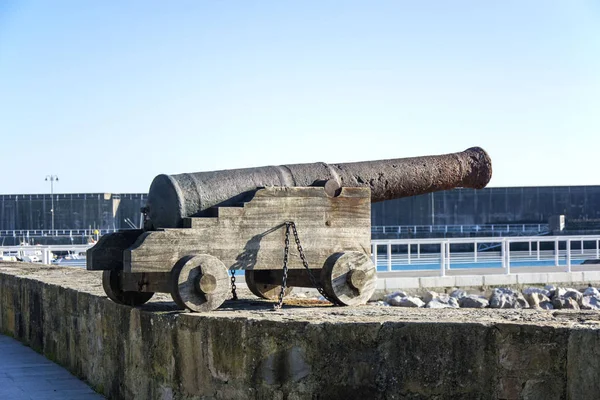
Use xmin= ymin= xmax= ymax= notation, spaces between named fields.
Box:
xmin=87 ymin=147 xmax=492 ymax=312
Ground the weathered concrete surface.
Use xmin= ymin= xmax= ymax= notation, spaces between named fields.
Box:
xmin=1 ymin=262 xmax=600 ymax=400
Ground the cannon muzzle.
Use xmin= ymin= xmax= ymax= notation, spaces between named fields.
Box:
xmin=146 ymin=147 xmax=492 ymax=229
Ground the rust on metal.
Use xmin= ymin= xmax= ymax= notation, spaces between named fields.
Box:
xmin=146 ymin=147 xmax=492 ymax=229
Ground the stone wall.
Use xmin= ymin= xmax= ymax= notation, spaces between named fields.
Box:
xmin=1 ymin=263 xmax=600 ymax=399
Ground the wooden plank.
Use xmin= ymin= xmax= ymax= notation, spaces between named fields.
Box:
xmin=182 ymin=217 xmax=219 ymax=228
xmin=120 ymin=272 xmax=172 ymax=292
xmin=245 ymin=269 xmax=293 ymax=299
xmin=126 ymin=187 xmax=371 ymax=273
xmin=86 ymin=230 xmax=144 ymax=271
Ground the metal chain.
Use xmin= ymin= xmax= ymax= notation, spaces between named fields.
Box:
xmin=289 ymin=222 xmax=340 ymax=305
xmin=273 ymin=223 xmax=291 ymax=309
xmin=273 ymin=221 xmax=339 ymax=310
xmin=230 ymin=269 xmax=238 ymax=300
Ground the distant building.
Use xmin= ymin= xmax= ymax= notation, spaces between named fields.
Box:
xmin=0 ymin=193 xmax=146 ymax=231
xmin=1 ymin=186 xmax=599 ymax=234
xmin=371 ymin=186 xmax=600 ymax=226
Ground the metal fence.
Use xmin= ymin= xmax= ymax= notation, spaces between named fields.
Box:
xmin=372 ymin=235 xmax=600 ymax=276
xmin=0 ymin=229 xmax=114 ymax=238
xmin=371 ymin=224 xmax=550 ymax=236
xmin=4 ymin=234 xmax=600 ymax=278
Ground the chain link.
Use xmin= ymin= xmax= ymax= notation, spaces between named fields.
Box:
xmin=230 ymin=269 xmax=238 ymax=300
xmin=273 ymin=223 xmax=291 ymax=309
xmin=290 ymin=222 xmax=340 ymax=305
xmin=273 ymin=221 xmax=339 ymax=309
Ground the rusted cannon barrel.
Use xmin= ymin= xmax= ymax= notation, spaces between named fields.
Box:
xmin=146 ymin=147 xmax=492 ymax=229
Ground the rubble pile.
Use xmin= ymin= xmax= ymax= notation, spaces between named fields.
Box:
xmin=381 ymin=284 xmax=600 ymax=310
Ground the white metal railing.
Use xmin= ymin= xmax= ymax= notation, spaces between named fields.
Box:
xmin=3 ymin=224 xmax=549 ymax=239
xmin=0 ymin=229 xmax=115 ymax=237
xmin=372 ymin=235 xmax=600 ymax=277
xmin=4 ymin=235 xmax=600 ymax=278
xmin=371 ymin=224 xmax=549 ymax=235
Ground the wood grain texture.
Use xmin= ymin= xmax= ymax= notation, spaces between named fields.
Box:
xmin=245 ymin=269 xmax=293 ymax=300
xmin=102 ymin=269 xmax=155 ymax=306
xmin=126 ymin=187 xmax=372 ymax=274
xmin=170 ymin=254 xmax=230 ymax=312
xmin=120 ymin=272 xmax=172 ymax=293
xmin=320 ymin=251 xmax=377 ymax=306
xmin=86 ymin=229 xmax=144 ymax=271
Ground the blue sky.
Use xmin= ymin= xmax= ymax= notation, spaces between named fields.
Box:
xmin=1 ymin=1 xmax=599 ymax=194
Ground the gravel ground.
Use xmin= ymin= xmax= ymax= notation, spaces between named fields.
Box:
xmin=2 ymin=261 xmax=600 ymax=329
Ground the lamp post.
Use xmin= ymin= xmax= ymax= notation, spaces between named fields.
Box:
xmin=45 ymin=175 xmax=58 ymax=234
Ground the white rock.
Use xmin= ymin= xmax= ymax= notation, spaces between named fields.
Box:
xmin=552 ymin=297 xmax=580 ymax=309
xmin=422 ymin=290 xmax=438 ymax=304
xmin=539 ymin=301 xmax=554 ymax=310
xmin=523 ymin=287 xmax=551 ymax=298
xmin=426 ymin=297 xmax=459 ymax=309
xmin=395 ymin=296 xmax=425 ymax=308
xmin=581 ymin=296 xmax=600 ymax=310
xmin=384 ymin=291 xmax=408 ymax=303
xmin=386 ymin=295 xmax=405 ymax=306
xmin=450 ymin=289 xmax=468 ymax=299
xmin=437 ymin=293 xmax=451 ymax=302
xmin=551 ymin=287 xmax=584 ymax=308
xmin=489 ymin=288 xmax=530 ymax=309
xmin=565 ymin=290 xmax=583 ymax=305
xmin=553 ymin=287 xmax=581 ymax=299
xmin=553 ymin=287 xmax=567 ymax=299
xmin=583 ymin=287 xmax=600 ymax=297
xmin=459 ymin=295 xmax=489 ymax=308
xmin=545 ymin=285 xmax=557 ymax=298
xmin=523 ymin=292 xmax=551 ymax=308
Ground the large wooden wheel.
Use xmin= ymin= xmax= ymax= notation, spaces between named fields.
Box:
xmin=170 ymin=254 xmax=230 ymax=312
xmin=102 ymin=270 xmax=154 ymax=306
xmin=245 ymin=270 xmax=293 ymax=300
xmin=320 ymin=251 xmax=377 ymax=306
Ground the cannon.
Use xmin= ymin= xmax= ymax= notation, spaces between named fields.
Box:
xmin=87 ymin=147 xmax=492 ymax=311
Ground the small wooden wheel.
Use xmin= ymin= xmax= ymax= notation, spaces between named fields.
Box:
xmin=321 ymin=251 xmax=377 ymax=306
xmin=102 ymin=269 xmax=154 ymax=306
xmin=170 ymin=254 xmax=230 ymax=312
xmin=245 ymin=270 xmax=293 ymax=300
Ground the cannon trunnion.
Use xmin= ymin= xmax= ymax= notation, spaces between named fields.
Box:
xmin=87 ymin=147 xmax=493 ymax=311
xmin=88 ymin=186 xmax=377 ymax=311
